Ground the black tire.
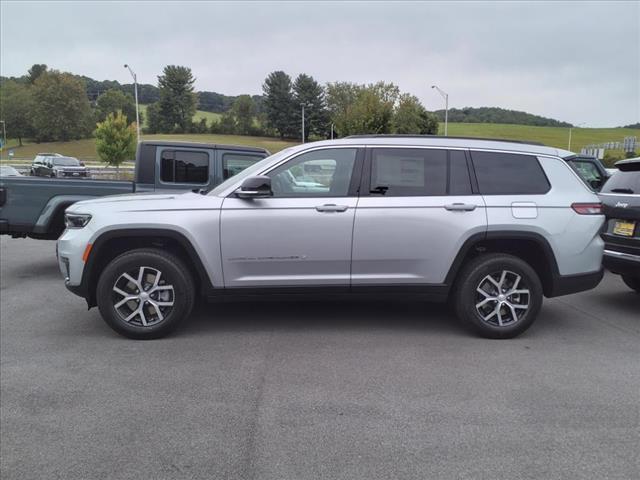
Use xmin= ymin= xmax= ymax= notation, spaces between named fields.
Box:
xmin=453 ymin=253 xmax=543 ymax=339
xmin=96 ymin=248 xmax=195 ymax=339
xmin=621 ymin=275 xmax=640 ymax=293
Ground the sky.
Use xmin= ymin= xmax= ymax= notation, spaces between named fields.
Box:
xmin=1 ymin=1 xmax=638 ymax=127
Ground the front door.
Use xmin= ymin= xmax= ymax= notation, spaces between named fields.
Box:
xmin=220 ymin=147 xmax=363 ymax=288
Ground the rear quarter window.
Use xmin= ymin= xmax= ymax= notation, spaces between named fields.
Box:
xmin=471 ymin=151 xmax=550 ymax=195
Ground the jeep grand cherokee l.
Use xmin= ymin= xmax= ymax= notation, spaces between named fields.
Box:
xmin=57 ymin=136 xmax=605 ymax=340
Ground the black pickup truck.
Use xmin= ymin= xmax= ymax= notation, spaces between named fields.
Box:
xmin=0 ymin=140 xmax=269 ymax=240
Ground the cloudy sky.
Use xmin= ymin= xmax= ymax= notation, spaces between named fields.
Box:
xmin=1 ymin=1 xmax=638 ymax=127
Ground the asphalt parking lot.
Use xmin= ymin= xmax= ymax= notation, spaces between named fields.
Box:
xmin=1 ymin=237 xmax=638 ymax=480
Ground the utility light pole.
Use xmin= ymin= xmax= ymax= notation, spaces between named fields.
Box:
xmin=568 ymin=122 xmax=586 ymax=151
xmin=301 ymin=103 xmax=312 ymax=143
xmin=124 ymin=64 xmax=141 ymax=143
xmin=431 ymin=85 xmax=449 ymax=136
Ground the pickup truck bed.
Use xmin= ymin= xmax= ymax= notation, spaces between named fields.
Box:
xmin=0 ymin=140 xmax=270 ymax=240
xmin=0 ymin=177 xmax=137 ymax=239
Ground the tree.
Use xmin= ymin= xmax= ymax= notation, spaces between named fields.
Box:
xmin=393 ymin=94 xmax=438 ymax=135
xmin=196 ymin=117 xmax=208 ymax=133
xmin=0 ymin=81 xmax=35 ymax=146
xmin=32 ymin=71 xmax=94 ymax=142
xmin=326 ymin=81 xmax=399 ymax=136
xmin=145 ymin=102 xmax=161 ymax=134
xmin=95 ymin=88 xmax=140 ymax=125
xmin=262 ymin=71 xmax=296 ymax=139
xmin=157 ymin=65 xmax=197 ymax=133
xmin=293 ymin=74 xmax=329 ymax=141
xmin=27 ymin=64 xmax=47 ymax=84
xmin=95 ymin=110 xmax=137 ymax=179
xmin=218 ymin=111 xmax=237 ymax=134
xmin=231 ymin=95 xmax=255 ymax=135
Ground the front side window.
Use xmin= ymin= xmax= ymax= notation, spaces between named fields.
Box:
xmin=371 ymin=148 xmax=448 ymax=196
xmin=222 ymin=153 xmax=265 ymax=180
xmin=268 ymin=148 xmax=357 ymax=197
xmin=471 ymin=151 xmax=550 ymax=195
xmin=160 ymin=150 xmax=209 ymax=184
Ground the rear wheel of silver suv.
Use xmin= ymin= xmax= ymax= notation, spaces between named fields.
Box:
xmin=454 ymin=254 xmax=543 ymax=339
xmin=96 ymin=248 xmax=195 ymax=339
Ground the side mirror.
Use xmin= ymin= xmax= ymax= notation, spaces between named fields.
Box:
xmin=235 ymin=176 xmax=273 ymax=199
xmin=80 ymin=162 xmax=85 ymax=166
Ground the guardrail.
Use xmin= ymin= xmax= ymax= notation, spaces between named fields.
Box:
xmin=5 ymin=164 xmax=135 ymax=180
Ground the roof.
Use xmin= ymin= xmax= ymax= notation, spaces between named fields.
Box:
xmin=295 ymin=135 xmax=573 ymax=158
xmin=139 ymin=140 xmax=268 ymax=154
xmin=615 ymin=157 xmax=640 ymax=171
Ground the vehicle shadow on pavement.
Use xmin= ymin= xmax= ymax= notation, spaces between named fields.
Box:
xmin=1 ymin=259 xmax=61 ymax=283
xmin=590 ymin=290 xmax=640 ymax=315
xmin=184 ymin=298 xmax=465 ymax=336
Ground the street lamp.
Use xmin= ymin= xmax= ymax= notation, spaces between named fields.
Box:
xmin=568 ymin=122 xmax=586 ymax=151
xmin=301 ymin=103 xmax=312 ymax=143
xmin=431 ymin=85 xmax=449 ymax=136
xmin=124 ymin=64 xmax=141 ymax=143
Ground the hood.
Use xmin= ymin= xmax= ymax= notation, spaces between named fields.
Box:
xmin=67 ymin=191 xmax=216 ymax=214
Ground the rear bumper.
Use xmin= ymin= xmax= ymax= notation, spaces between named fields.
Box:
xmin=547 ymin=268 xmax=604 ymax=297
xmin=603 ymin=249 xmax=640 ymax=277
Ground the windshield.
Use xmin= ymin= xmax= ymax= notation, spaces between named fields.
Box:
xmin=53 ymin=157 xmax=80 ymax=166
xmin=208 ymin=147 xmax=296 ymax=196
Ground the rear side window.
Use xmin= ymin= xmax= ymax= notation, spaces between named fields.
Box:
xmin=371 ymin=148 xmax=447 ymax=196
xmin=471 ymin=151 xmax=550 ymax=194
xmin=222 ymin=153 xmax=264 ymax=180
xmin=370 ymin=148 xmax=472 ymax=196
xmin=160 ymin=150 xmax=209 ymax=184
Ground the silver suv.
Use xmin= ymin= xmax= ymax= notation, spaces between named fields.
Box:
xmin=57 ymin=137 xmax=605 ymax=339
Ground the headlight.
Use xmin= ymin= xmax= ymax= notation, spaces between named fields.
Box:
xmin=64 ymin=213 xmax=92 ymax=229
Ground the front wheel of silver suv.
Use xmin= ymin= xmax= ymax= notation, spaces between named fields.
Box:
xmin=454 ymin=254 xmax=543 ymax=339
xmin=96 ymin=248 xmax=195 ymax=339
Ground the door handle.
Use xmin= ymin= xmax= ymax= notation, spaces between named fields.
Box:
xmin=445 ymin=203 xmax=477 ymax=212
xmin=315 ymin=204 xmax=349 ymax=213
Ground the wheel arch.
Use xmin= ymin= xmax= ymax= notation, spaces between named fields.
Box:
xmin=445 ymin=231 xmax=560 ymax=297
xmin=82 ymin=228 xmax=213 ymax=308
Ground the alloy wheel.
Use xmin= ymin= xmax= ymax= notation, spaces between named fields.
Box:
xmin=111 ymin=266 xmax=175 ymax=327
xmin=475 ymin=270 xmax=530 ymax=327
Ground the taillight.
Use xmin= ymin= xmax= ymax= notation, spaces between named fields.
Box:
xmin=571 ymin=202 xmax=603 ymax=215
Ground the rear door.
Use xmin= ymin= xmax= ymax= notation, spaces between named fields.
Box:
xmin=351 ymin=147 xmax=487 ymax=285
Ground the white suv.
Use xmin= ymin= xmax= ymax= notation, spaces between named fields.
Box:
xmin=57 ymin=137 xmax=605 ymax=339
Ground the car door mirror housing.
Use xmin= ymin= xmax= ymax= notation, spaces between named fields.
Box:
xmin=236 ymin=176 xmax=273 ymax=198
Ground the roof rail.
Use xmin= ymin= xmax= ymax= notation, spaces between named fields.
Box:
xmin=344 ymin=134 xmax=545 ymax=146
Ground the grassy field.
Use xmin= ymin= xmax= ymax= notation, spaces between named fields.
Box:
xmin=2 ymin=123 xmax=637 ymax=165
xmin=138 ymin=104 xmax=222 ymax=128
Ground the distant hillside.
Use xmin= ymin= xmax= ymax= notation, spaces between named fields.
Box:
xmin=0 ymin=74 xmax=255 ymax=114
xmin=434 ymin=107 xmax=572 ymax=128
